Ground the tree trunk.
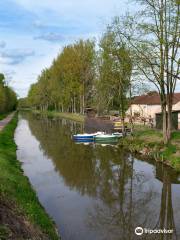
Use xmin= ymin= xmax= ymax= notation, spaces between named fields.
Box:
xmin=119 ymin=90 xmax=125 ymax=136
xmin=167 ymin=95 xmax=173 ymax=141
xmin=82 ymin=94 xmax=85 ymax=115
xmin=162 ymin=103 xmax=168 ymax=144
xmin=80 ymin=95 xmax=82 ymax=114
xmin=129 ymin=83 xmax=133 ymax=133
xmin=74 ymin=95 xmax=76 ymax=113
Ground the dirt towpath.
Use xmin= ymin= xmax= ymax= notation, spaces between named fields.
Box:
xmin=0 ymin=112 xmax=15 ymax=132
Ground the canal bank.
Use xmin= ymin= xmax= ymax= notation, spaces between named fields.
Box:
xmin=0 ymin=114 xmax=60 ymax=239
xmin=119 ymin=126 xmax=180 ymax=171
xmin=32 ymin=110 xmax=85 ymax=122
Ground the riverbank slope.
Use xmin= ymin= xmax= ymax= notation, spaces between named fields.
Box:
xmin=120 ymin=126 xmax=180 ymax=171
xmin=0 ymin=115 xmax=60 ymax=239
xmin=32 ymin=110 xmax=85 ymax=122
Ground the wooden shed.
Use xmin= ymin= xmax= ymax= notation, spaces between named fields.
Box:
xmin=84 ymin=108 xmax=97 ymax=118
xmin=156 ymin=110 xmax=180 ymax=130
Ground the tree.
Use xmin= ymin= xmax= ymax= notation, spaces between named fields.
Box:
xmin=27 ymin=39 xmax=96 ymax=114
xmin=0 ymin=73 xmax=5 ymax=85
xmin=97 ymin=23 xmax=133 ymax=132
xmin=114 ymin=0 xmax=180 ymax=143
xmin=0 ymin=73 xmax=17 ymax=113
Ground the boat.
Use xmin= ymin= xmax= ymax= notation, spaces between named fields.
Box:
xmin=73 ymin=132 xmax=103 ymax=141
xmin=73 ymin=133 xmax=95 ymax=139
xmin=95 ymin=134 xmax=119 ymax=143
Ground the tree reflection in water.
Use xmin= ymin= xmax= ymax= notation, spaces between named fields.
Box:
xmin=151 ymin=164 xmax=179 ymax=240
xmin=20 ymin=112 xmax=180 ymax=240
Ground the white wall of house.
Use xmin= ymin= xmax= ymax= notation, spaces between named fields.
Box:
xmin=127 ymin=104 xmax=161 ymax=118
xmin=173 ymin=101 xmax=180 ymax=111
xmin=146 ymin=105 xmax=162 ymax=118
xmin=127 ymin=101 xmax=180 ymax=122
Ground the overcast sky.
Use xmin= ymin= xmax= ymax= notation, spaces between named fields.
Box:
xmin=0 ymin=0 xmax=132 ymax=97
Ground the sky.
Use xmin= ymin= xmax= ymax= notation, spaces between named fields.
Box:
xmin=0 ymin=0 xmax=132 ymax=98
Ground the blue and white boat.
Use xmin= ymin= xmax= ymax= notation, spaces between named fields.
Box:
xmin=73 ymin=132 xmax=103 ymax=142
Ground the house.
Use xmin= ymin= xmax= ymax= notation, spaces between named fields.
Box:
xmin=156 ymin=110 xmax=180 ymax=130
xmin=127 ymin=92 xmax=180 ymax=119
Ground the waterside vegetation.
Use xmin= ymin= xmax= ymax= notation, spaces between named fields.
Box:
xmin=33 ymin=110 xmax=85 ymax=122
xmin=0 ymin=115 xmax=60 ymax=240
xmin=120 ymin=126 xmax=180 ymax=171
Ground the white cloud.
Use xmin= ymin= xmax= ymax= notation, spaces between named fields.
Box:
xmin=34 ymin=33 xmax=65 ymax=42
xmin=0 ymin=49 xmax=35 ymax=65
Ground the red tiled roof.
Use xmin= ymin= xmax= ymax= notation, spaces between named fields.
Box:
xmin=132 ymin=92 xmax=180 ymax=105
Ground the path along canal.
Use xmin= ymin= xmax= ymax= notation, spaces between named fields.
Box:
xmin=15 ymin=112 xmax=180 ymax=240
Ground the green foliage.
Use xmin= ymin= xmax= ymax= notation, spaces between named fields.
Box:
xmin=27 ymin=30 xmax=133 ymax=117
xmin=0 ymin=73 xmax=17 ymax=114
xmin=162 ymin=144 xmax=176 ymax=157
xmin=121 ymin=126 xmax=180 ymax=171
xmin=96 ymin=23 xmax=132 ymax=115
xmin=172 ymin=131 xmax=180 ymax=140
xmin=28 ymin=39 xmax=96 ymax=114
xmin=0 ymin=73 xmax=5 ymax=85
xmin=0 ymin=116 xmax=59 ymax=239
xmin=18 ymin=97 xmax=30 ymax=109
xmin=0 ymin=112 xmax=9 ymax=120
xmin=33 ymin=110 xmax=85 ymax=122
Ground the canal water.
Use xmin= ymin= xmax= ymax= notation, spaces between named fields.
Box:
xmin=15 ymin=112 xmax=180 ymax=240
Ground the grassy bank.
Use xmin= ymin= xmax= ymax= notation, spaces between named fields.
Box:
xmin=33 ymin=110 xmax=85 ymax=122
xmin=0 ymin=115 xmax=60 ymax=239
xmin=120 ymin=126 xmax=180 ymax=171
xmin=0 ymin=112 xmax=10 ymax=120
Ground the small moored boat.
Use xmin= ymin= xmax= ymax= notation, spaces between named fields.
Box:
xmin=95 ymin=134 xmax=119 ymax=143
xmin=73 ymin=133 xmax=95 ymax=141
xmin=73 ymin=132 xmax=103 ymax=141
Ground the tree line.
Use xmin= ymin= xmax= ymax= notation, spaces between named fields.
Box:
xmin=28 ymin=40 xmax=96 ymax=114
xmin=25 ymin=0 xmax=179 ymax=143
xmin=27 ymin=32 xmax=132 ymax=119
xmin=0 ymin=73 xmax=17 ymax=114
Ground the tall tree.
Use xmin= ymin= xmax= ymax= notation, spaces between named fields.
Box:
xmin=0 ymin=73 xmax=17 ymax=113
xmin=27 ymin=39 xmax=96 ymax=114
xmin=97 ymin=24 xmax=132 ymax=132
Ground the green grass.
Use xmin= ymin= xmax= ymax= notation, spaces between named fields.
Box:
xmin=0 ymin=112 xmax=10 ymax=120
xmin=171 ymin=131 xmax=180 ymax=140
xmin=33 ymin=110 xmax=85 ymax=122
xmin=120 ymin=125 xmax=180 ymax=171
xmin=0 ymin=115 xmax=60 ymax=239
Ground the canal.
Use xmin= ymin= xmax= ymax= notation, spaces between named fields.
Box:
xmin=15 ymin=112 xmax=180 ymax=240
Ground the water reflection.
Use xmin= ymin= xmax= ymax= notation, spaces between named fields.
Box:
xmin=15 ymin=112 xmax=180 ymax=240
